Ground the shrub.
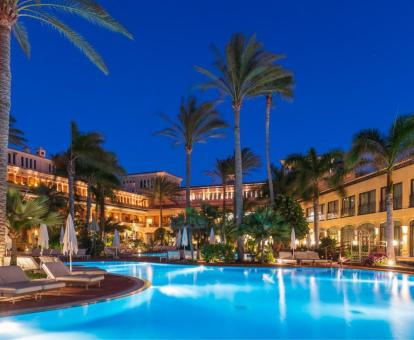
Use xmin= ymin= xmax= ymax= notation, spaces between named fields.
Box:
xmin=201 ymin=244 xmax=235 ymax=263
xmin=363 ymin=252 xmax=387 ymax=266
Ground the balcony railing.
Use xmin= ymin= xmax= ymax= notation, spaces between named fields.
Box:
xmin=341 ymin=207 xmax=355 ymax=217
xmin=327 ymin=212 xmax=338 ymax=220
xmin=358 ymin=203 xmax=376 ymax=215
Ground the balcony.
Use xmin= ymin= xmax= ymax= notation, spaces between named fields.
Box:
xmin=341 ymin=207 xmax=355 ymax=217
xmin=358 ymin=203 xmax=376 ymax=215
xmin=327 ymin=212 xmax=338 ymax=220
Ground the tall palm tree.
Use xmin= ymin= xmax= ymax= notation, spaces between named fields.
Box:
xmin=263 ymin=67 xmax=293 ymax=205
xmin=196 ymin=33 xmax=286 ymax=260
xmin=0 ymin=0 xmax=131 ymax=264
xmin=285 ymin=148 xmax=344 ymax=244
xmin=7 ymin=188 xmax=62 ymax=265
xmin=54 ymin=122 xmax=104 ymax=220
xmin=347 ymin=115 xmax=414 ymax=263
xmin=77 ymin=148 xmax=124 ymax=230
xmin=155 ymin=97 xmax=227 ymax=256
xmin=155 ymin=97 xmax=227 ymax=212
xmin=226 ymin=147 xmax=262 ymax=178
xmin=146 ymin=176 xmax=180 ymax=229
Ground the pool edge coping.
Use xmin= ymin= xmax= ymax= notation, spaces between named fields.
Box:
xmin=0 ymin=274 xmax=152 ymax=318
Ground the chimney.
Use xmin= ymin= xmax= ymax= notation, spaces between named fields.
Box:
xmin=36 ymin=147 xmax=46 ymax=158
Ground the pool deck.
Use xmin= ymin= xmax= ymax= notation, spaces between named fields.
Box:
xmin=0 ymin=273 xmax=150 ymax=317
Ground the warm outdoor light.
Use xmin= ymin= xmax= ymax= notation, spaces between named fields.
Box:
xmin=352 ymin=240 xmax=358 ymax=246
xmin=277 ymin=259 xmax=283 ymax=264
xmin=402 ymin=225 xmax=408 ymax=234
xmin=375 ymin=227 xmax=379 ymax=235
xmin=393 ymin=240 xmax=398 ymax=246
xmin=388 ymin=260 xmax=395 ymax=266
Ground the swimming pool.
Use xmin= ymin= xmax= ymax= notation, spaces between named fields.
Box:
xmin=1 ymin=262 xmax=414 ymax=339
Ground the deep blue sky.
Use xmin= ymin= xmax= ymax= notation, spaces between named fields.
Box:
xmin=10 ymin=0 xmax=414 ymax=185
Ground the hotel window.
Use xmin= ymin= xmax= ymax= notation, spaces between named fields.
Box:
xmin=410 ymin=179 xmax=414 ymax=207
xmin=12 ymin=153 xmax=16 ymax=165
xmin=29 ymin=159 xmax=32 ymax=169
xmin=33 ymin=160 xmax=37 ymax=170
xmin=393 ymin=182 xmax=402 ymax=210
xmin=21 ymin=157 xmax=24 ymax=167
xmin=7 ymin=153 xmax=10 ymax=164
xmin=25 ymin=158 xmax=28 ymax=168
xmin=380 ymin=187 xmax=386 ymax=212
xmin=327 ymin=200 xmax=339 ymax=219
xmin=358 ymin=190 xmax=376 ymax=215
xmin=341 ymin=195 xmax=355 ymax=217
xmin=306 ymin=207 xmax=313 ymax=218
xmin=319 ymin=204 xmax=325 ymax=220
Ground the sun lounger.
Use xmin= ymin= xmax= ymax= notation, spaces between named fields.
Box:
xmin=42 ymin=262 xmax=104 ymax=289
xmin=0 ymin=266 xmax=65 ymax=302
xmin=4 ymin=256 xmax=40 ymax=271
xmin=278 ymin=251 xmax=297 ymax=265
xmin=31 ymin=248 xmax=41 ymax=257
xmin=167 ymin=251 xmax=180 ymax=261
xmin=40 ymin=257 xmax=106 ymax=276
xmin=295 ymin=251 xmax=332 ymax=266
xmin=73 ymin=248 xmax=90 ymax=260
xmin=184 ymin=250 xmax=193 ymax=260
xmin=104 ymin=247 xmax=116 ymax=258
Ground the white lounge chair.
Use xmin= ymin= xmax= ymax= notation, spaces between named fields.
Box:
xmin=0 ymin=266 xmax=65 ymax=302
xmin=184 ymin=250 xmax=193 ymax=260
xmin=167 ymin=251 xmax=180 ymax=261
xmin=4 ymin=256 xmax=40 ymax=271
xmin=278 ymin=251 xmax=297 ymax=265
xmin=42 ymin=262 xmax=104 ymax=289
xmin=40 ymin=257 xmax=106 ymax=276
xmin=295 ymin=251 xmax=332 ymax=266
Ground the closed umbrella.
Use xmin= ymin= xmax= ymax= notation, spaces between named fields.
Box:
xmin=38 ymin=224 xmax=49 ymax=254
xmin=88 ymin=218 xmax=99 ymax=233
xmin=59 ymin=226 xmax=65 ymax=245
xmin=209 ymin=227 xmax=215 ymax=245
xmin=63 ymin=214 xmax=78 ymax=271
xmin=176 ymin=229 xmax=182 ymax=248
xmin=181 ymin=226 xmax=188 ymax=248
xmin=113 ymin=229 xmax=121 ymax=258
xmin=291 ymin=228 xmax=296 ymax=257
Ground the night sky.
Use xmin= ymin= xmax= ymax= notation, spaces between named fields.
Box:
xmin=10 ymin=0 xmax=414 ymax=185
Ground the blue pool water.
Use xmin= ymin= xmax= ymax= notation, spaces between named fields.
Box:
xmin=1 ymin=262 xmax=414 ymax=339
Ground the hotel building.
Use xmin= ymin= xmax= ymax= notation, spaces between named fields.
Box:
xmin=7 ymin=146 xmax=414 ymax=260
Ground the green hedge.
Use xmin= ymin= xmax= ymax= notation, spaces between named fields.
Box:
xmin=201 ymin=244 xmax=235 ymax=263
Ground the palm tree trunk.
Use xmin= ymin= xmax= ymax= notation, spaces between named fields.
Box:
xmin=67 ymin=160 xmax=75 ymax=219
xmin=265 ymin=94 xmax=274 ymax=205
xmin=0 ymin=25 xmax=11 ymax=265
xmin=221 ymin=182 xmax=226 ymax=243
xmin=386 ymin=173 xmax=396 ymax=262
xmin=99 ymin=190 xmax=106 ymax=241
xmin=185 ymin=149 xmax=191 ymax=212
xmin=185 ymin=148 xmax=194 ymax=258
xmin=85 ymin=179 xmax=92 ymax=229
xmin=10 ymin=235 xmax=17 ymax=266
xmin=159 ymin=201 xmax=163 ymax=228
xmin=233 ymin=103 xmax=244 ymax=262
xmin=313 ymin=196 xmax=320 ymax=245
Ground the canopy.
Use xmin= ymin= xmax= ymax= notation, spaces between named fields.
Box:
xmin=38 ymin=224 xmax=49 ymax=252
xmin=209 ymin=227 xmax=215 ymax=244
xmin=63 ymin=214 xmax=78 ymax=271
xmin=181 ymin=226 xmax=188 ymax=247
xmin=290 ymin=228 xmax=296 ymax=251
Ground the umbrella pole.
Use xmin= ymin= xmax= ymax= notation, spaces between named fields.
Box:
xmin=70 ymin=253 xmax=72 ymax=272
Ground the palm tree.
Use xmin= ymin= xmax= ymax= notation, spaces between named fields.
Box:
xmin=227 ymin=147 xmax=262 ymax=178
xmin=196 ymin=33 xmax=285 ymax=260
xmin=77 ymin=149 xmax=124 ymax=230
xmin=9 ymin=115 xmax=26 ymax=147
xmin=7 ymin=188 xmax=62 ymax=265
xmin=263 ymin=67 xmax=293 ymax=205
xmin=205 ymin=157 xmax=233 ymax=241
xmin=146 ymin=176 xmax=180 ymax=229
xmin=155 ymin=97 xmax=227 ymax=212
xmin=347 ymin=115 xmax=414 ymax=263
xmin=0 ymin=0 xmax=131 ymax=264
xmin=155 ymin=96 xmax=227 ymax=254
xmin=54 ymin=122 xmax=105 ymax=220
xmin=285 ymin=148 xmax=344 ymax=244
